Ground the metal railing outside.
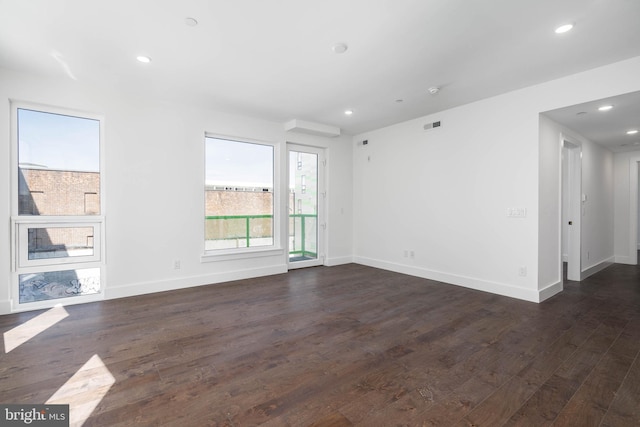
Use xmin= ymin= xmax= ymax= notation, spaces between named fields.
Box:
xmin=205 ymin=214 xmax=317 ymax=258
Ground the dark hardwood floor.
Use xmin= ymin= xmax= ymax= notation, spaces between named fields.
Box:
xmin=1 ymin=257 xmax=639 ymax=426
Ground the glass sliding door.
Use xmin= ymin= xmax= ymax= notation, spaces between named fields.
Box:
xmin=288 ymin=144 xmax=324 ymax=268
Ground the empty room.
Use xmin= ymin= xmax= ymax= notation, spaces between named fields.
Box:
xmin=1 ymin=0 xmax=640 ymax=425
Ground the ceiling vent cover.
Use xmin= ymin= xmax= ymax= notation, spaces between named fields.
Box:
xmin=424 ymin=120 xmax=441 ymax=131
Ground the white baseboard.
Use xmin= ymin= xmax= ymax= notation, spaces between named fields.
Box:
xmin=105 ymin=264 xmax=288 ymax=301
xmin=538 ymin=281 xmax=563 ymax=302
xmin=580 ymin=257 xmax=615 ymax=280
xmin=615 ymin=255 xmax=632 ymax=264
xmin=353 ymin=256 xmax=541 ymax=303
xmin=325 ymin=256 xmax=353 ymax=266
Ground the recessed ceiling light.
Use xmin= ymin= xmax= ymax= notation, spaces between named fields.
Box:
xmin=598 ymin=105 xmax=613 ymax=111
xmin=136 ymin=55 xmax=152 ymax=63
xmin=344 ymin=110 xmax=353 ymax=116
xmin=576 ymin=111 xmax=587 ymax=116
xmin=332 ymin=43 xmax=348 ymax=54
xmin=555 ymin=23 xmax=574 ymax=34
xmin=185 ymin=17 xmax=198 ymax=27
xmin=627 ymin=129 xmax=639 ymax=135
xmin=428 ymin=86 xmax=440 ymax=95
xmin=395 ymin=99 xmax=404 ymax=103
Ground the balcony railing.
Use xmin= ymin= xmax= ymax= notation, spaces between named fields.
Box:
xmin=205 ymin=214 xmax=317 ymax=258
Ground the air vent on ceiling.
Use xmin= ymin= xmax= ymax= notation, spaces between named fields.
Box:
xmin=424 ymin=120 xmax=441 ymax=131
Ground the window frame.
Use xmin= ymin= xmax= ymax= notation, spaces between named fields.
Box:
xmin=10 ymin=101 xmax=106 ymax=312
xmin=201 ymin=133 xmax=283 ymax=262
xmin=14 ymin=218 xmax=103 ymax=268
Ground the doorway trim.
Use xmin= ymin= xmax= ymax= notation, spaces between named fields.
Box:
xmin=629 ymin=157 xmax=640 ymax=265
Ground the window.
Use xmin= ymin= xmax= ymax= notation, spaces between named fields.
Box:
xmin=12 ymin=104 xmax=104 ymax=309
xmin=204 ymin=136 xmax=277 ymax=254
xmin=17 ymin=108 xmax=101 ymax=216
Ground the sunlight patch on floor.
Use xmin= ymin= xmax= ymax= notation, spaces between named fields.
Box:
xmin=46 ymin=354 xmax=116 ymax=427
xmin=3 ymin=304 xmax=69 ymax=353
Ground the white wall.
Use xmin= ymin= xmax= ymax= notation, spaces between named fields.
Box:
xmin=354 ymin=56 xmax=640 ymax=302
xmin=0 ymin=68 xmax=353 ymax=314
xmin=614 ymin=150 xmax=640 ymax=264
xmin=353 ymin=94 xmax=540 ymax=302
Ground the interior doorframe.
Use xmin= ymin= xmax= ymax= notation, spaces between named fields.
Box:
xmin=286 ymin=143 xmax=326 ymax=269
xmin=561 ymin=137 xmax=582 ymax=282
xmin=629 ymin=156 xmax=640 ymax=265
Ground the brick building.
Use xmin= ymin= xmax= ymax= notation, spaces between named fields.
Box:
xmin=19 ymin=167 xmax=99 ymax=254
xmin=205 ymin=186 xmax=273 ymax=244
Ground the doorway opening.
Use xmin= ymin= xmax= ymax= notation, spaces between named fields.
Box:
xmin=287 ymin=144 xmax=325 ymax=269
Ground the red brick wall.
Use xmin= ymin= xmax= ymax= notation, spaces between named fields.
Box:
xmin=205 ymin=190 xmax=273 ymax=240
xmin=19 ymin=168 xmax=99 ymax=250
xmin=19 ymin=168 xmax=100 ymax=216
xmin=205 ymin=190 xmax=272 ymax=216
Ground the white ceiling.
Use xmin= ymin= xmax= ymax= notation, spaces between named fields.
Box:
xmin=1 ymin=0 xmax=639 ymax=137
xmin=544 ymin=91 xmax=640 ymax=153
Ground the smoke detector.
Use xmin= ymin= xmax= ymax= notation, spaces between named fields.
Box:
xmin=428 ymin=86 xmax=440 ymax=95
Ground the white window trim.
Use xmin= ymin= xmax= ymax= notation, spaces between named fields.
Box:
xmin=13 ymin=217 xmax=104 ymax=269
xmin=202 ymin=133 xmax=283 ymax=261
xmin=10 ymin=101 xmax=106 ymax=312
xmin=201 ymin=247 xmax=284 ymax=263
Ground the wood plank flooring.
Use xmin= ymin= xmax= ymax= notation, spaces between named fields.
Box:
xmin=1 ymin=258 xmax=639 ymax=426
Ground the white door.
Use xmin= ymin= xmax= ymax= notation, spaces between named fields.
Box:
xmin=287 ymin=144 xmax=325 ymax=269
xmin=562 ymin=139 xmax=582 ymax=281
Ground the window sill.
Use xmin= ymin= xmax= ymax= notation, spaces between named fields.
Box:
xmin=200 ymin=247 xmax=284 ymax=263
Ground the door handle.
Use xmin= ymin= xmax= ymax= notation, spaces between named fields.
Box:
xmin=568 ymin=221 xmax=573 ymax=225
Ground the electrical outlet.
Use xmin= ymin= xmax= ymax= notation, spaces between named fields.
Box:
xmin=410 ymin=250 xmax=415 ymax=258
xmin=173 ymin=260 xmax=181 ymax=270
xmin=518 ymin=266 xmax=527 ymax=277
xmin=403 ymin=250 xmax=408 ymax=258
